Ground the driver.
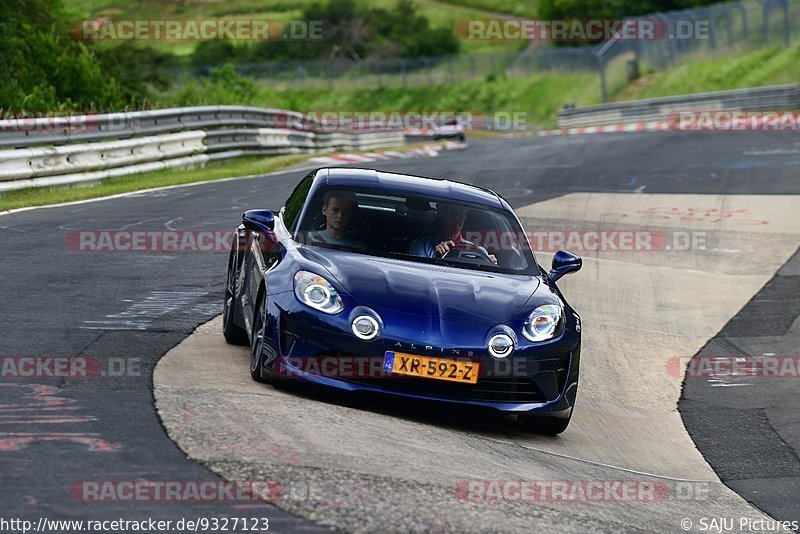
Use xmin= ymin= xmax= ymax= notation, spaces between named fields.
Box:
xmin=409 ymin=202 xmax=496 ymax=263
xmin=307 ymin=190 xmax=366 ymax=249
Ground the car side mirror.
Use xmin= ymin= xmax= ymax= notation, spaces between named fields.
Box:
xmin=242 ymin=210 xmax=274 ymax=233
xmin=549 ymin=250 xmax=582 ymax=282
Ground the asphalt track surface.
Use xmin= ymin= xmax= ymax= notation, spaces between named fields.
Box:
xmin=1 ymin=132 xmax=800 ymax=532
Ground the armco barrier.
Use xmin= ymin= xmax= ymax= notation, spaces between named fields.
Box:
xmin=0 ymin=106 xmax=405 ymax=192
xmin=557 ymin=84 xmax=800 ymax=128
xmin=0 ymin=131 xmax=206 ymax=182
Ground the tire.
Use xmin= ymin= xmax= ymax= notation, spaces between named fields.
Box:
xmin=520 ymin=413 xmax=572 ymax=435
xmin=249 ymin=295 xmax=270 ymax=383
xmin=223 ymin=256 xmax=248 ymax=345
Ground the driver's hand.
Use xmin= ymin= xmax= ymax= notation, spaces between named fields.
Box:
xmin=435 ymin=240 xmax=456 ymax=257
xmin=488 ymin=254 xmax=498 ymax=264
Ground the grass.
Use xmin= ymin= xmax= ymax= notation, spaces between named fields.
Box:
xmin=61 ymin=0 xmax=525 ymax=55
xmin=201 ymin=42 xmax=795 ymax=127
xmin=426 ymin=0 xmax=539 ymax=17
xmin=614 ymin=44 xmax=800 ymax=101
xmin=157 ymin=69 xmax=603 ymax=127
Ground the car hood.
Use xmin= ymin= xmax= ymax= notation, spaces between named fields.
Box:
xmin=300 ymin=247 xmax=539 ymax=323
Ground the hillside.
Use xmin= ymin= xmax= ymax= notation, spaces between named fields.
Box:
xmin=62 ymin=0 xmax=535 ymax=55
xmin=153 ymin=43 xmax=800 ymax=127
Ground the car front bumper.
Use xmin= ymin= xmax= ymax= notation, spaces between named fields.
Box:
xmin=262 ymin=294 xmax=580 ymax=416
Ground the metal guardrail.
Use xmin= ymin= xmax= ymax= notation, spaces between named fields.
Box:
xmin=557 ymin=84 xmax=800 ymax=127
xmin=0 ymin=106 xmax=406 ymax=192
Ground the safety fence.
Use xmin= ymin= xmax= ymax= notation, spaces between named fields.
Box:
xmin=0 ymin=106 xmax=406 ymax=192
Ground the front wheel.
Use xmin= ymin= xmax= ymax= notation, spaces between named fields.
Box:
xmin=249 ymin=295 xmax=273 ymax=383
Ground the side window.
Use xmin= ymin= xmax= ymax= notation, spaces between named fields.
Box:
xmin=283 ymin=174 xmax=314 ymax=232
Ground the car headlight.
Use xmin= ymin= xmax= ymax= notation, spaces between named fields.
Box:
xmin=294 ymin=271 xmax=344 ymax=314
xmin=522 ymin=305 xmax=563 ymax=342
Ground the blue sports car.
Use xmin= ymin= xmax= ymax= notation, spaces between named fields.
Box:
xmin=223 ymin=168 xmax=582 ymax=434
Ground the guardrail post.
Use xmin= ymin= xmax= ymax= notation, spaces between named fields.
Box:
xmin=325 ymin=62 xmax=333 ymax=90
xmin=702 ymin=8 xmax=717 ymax=50
xmin=425 ymin=58 xmax=433 ymax=86
xmin=782 ymin=0 xmax=790 ymax=45
xmin=667 ymin=16 xmax=679 ymax=63
xmin=726 ymin=6 xmax=734 ymax=47
xmin=736 ymin=1 xmax=749 ymax=42
xmin=713 ymin=4 xmax=734 ymax=47
xmin=595 ymin=52 xmax=608 ymax=103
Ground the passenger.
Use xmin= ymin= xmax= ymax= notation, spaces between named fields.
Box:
xmin=307 ymin=190 xmax=366 ymax=249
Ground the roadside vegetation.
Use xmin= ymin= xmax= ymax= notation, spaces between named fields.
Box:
xmin=2 ymin=0 xmax=797 ymax=209
xmin=3 ymin=0 xmax=731 ymax=112
xmin=153 ymin=42 xmax=800 ymax=127
xmin=0 ymin=155 xmax=308 ymax=211
xmin=615 ymin=44 xmax=800 ymax=101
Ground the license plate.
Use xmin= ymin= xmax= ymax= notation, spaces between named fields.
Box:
xmin=383 ymin=352 xmax=479 ymax=384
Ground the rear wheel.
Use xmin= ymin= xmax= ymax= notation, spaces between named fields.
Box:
xmin=223 ymin=257 xmax=248 ymax=345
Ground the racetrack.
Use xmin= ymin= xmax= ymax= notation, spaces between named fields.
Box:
xmin=3 ymin=132 xmax=800 ymax=532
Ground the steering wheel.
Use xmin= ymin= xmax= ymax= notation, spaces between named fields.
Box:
xmin=439 ymin=242 xmax=495 ymax=265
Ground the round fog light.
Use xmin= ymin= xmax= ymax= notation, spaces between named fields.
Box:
xmin=488 ymin=334 xmax=514 ymax=358
xmin=352 ymin=315 xmax=380 ymax=340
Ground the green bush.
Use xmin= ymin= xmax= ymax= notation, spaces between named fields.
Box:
xmin=171 ymin=64 xmax=255 ymax=106
xmin=198 ymin=0 xmax=461 ymax=65
xmin=0 ymin=0 xmax=171 ymax=112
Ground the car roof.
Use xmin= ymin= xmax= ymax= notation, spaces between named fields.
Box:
xmin=320 ymin=168 xmax=504 ymax=209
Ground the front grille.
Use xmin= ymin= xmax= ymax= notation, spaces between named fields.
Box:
xmin=338 ymin=375 xmax=545 ymax=403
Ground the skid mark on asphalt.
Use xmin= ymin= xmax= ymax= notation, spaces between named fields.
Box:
xmin=81 ymin=290 xmax=214 ymax=330
xmin=0 ymin=384 xmax=120 ymax=452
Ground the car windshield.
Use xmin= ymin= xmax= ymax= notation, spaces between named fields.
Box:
xmin=295 ymin=186 xmax=539 ymax=275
